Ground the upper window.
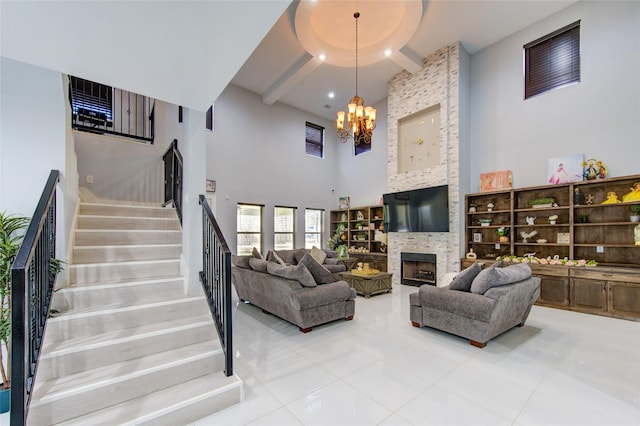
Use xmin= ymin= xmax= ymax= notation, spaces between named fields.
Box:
xmin=355 ymin=141 xmax=371 ymax=156
xmin=304 ymin=208 xmax=324 ymax=249
xmin=237 ymin=203 xmax=263 ymax=255
xmin=274 ymin=206 xmax=296 ymax=250
xmin=69 ymin=76 xmax=155 ymax=143
xmin=524 ymin=21 xmax=581 ymax=99
xmin=305 ymin=122 xmax=324 ymax=158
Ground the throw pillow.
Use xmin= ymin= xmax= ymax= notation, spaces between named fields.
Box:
xmin=310 ymin=246 xmax=327 ymax=264
xmin=299 ymin=252 xmax=335 ymax=284
xmin=252 ymin=247 xmax=264 ymax=260
xmin=470 ymin=263 xmax=532 ymax=295
xmin=267 ymin=262 xmax=317 ymax=288
xmin=231 ymin=255 xmax=251 ymax=269
xmin=449 ymin=262 xmax=483 ymax=292
xmin=248 ymin=258 xmax=269 ymax=273
xmin=294 ymin=248 xmax=308 ymax=264
xmin=271 ymin=251 xmax=287 ymax=265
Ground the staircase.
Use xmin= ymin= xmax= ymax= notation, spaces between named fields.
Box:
xmin=28 ymin=201 xmax=242 ymax=425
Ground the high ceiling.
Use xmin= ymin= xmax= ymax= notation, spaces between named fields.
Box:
xmin=232 ymin=0 xmax=578 ymax=120
xmin=1 ymin=1 xmax=577 ymax=117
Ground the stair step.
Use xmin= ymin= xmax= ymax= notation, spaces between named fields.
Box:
xmin=37 ymin=315 xmax=216 ymax=381
xmin=79 ymin=202 xmax=176 ymax=218
xmin=44 ymin=296 xmax=210 ymax=340
xmin=69 ymin=259 xmax=181 ymax=283
xmin=51 ymin=276 xmax=187 ymax=310
xmin=57 ymin=373 xmax=242 ymax=426
xmin=73 ymin=244 xmax=182 ymax=263
xmin=28 ymin=341 xmax=225 ymax=426
xmin=75 ymin=229 xmax=182 ymax=246
xmin=77 ymin=215 xmax=181 ymax=231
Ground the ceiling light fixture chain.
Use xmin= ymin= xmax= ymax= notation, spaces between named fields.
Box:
xmin=336 ymin=11 xmax=376 ymax=146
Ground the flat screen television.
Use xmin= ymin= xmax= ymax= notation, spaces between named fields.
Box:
xmin=383 ymin=185 xmax=450 ymax=232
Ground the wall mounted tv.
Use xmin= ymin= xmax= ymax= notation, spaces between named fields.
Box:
xmin=383 ymin=185 xmax=450 ymax=232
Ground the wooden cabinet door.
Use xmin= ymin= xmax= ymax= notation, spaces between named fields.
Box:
xmin=571 ymin=278 xmax=607 ymax=314
xmin=608 ymin=281 xmax=640 ymax=320
xmin=536 ymin=274 xmax=570 ymax=307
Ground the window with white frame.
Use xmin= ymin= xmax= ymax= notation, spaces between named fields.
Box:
xmin=274 ymin=206 xmax=296 ymax=250
xmin=304 ymin=208 xmax=324 ymax=249
xmin=237 ymin=203 xmax=263 ymax=255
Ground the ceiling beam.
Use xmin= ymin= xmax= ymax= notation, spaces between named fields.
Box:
xmin=389 ymin=46 xmax=424 ymax=74
xmin=262 ymin=53 xmax=323 ymax=105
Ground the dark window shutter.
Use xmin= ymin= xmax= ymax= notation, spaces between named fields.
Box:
xmin=524 ymin=21 xmax=580 ymax=99
xmin=305 ymin=122 xmax=324 ymax=158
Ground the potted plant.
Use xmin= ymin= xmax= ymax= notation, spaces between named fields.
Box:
xmin=357 ymin=232 xmax=366 ymax=241
xmin=328 ymin=224 xmax=346 ymax=250
xmin=496 ymin=226 xmax=510 ymax=243
xmin=630 ymin=204 xmax=640 ymax=223
xmin=487 ymin=202 xmax=495 ymax=212
xmin=478 ymin=218 xmax=492 ymax=227
xmin=0 ymin=212 xmax=30 ymax=409
xmin=468 ymin=203 xmax=477 ymax=214
xmin=530 ymin=197 xmax=556 ymax=208
xmin=578 ymin=213 xmax=589 ymax=223
xmin=548 ymin=214 xmax=559 ymax=225
xmin=355 ymin=222 xmax=366 ymax=231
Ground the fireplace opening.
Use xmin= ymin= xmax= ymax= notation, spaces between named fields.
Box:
xmin=401 ymin=252 xmax=436 ymax=286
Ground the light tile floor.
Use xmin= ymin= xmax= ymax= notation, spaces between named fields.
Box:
xmin=193 ymin=283 xmax=640 ymax=426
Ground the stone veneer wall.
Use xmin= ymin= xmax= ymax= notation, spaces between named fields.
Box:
xmin=386 ymin=43 xmax=461 ymax=285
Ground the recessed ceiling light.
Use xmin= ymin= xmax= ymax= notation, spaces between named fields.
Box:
xmin=384 ymin=49 xmax=392 ymax=57
xmin=328 ymin=92 xmax=335 ymax=98
xmin=319 ymin=53 xmax=326 ymax=61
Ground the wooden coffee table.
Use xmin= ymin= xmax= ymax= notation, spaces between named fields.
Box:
xmin=339 ymin=271 xmax=393 ymax=298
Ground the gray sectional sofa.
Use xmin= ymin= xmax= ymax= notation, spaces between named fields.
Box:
xmin=410 ymin=262 xmax=541 ymax=347
xmin=231 ymin=249 xmax=355 ymax=332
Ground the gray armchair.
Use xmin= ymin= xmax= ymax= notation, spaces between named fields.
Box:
xmin=410 ymin=269 xmax=540 ymax=348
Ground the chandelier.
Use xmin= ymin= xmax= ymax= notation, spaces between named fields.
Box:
xmin=336 ymin=12 xmax=376 ymax=146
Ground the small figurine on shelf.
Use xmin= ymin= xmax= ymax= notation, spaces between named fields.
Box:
xmin=465 ymin=249 xmax=477 ymax=260
xmin=487 ymin=202 xmax=495 ymax=212
xmin=520 ymin=230 xmax=538 ymax=243
xmin=622 ymin=182 xmax=640 ymax=203
xmin=356 ymin=211 xmax=365 ymax=221
xmin=496 ymin=226 xmax=509 ymax=243
xmin=601 ymin=191 xmax=622 ymax=204
xmin=468 ymin=203 xmax=477 ymax=214
xmin=548 ymin=215 xmax=558 ymax=225
xmin=526 ymin=216 xmax=536 ymax=225
xmin=585 ymin=193 xmax=594 ymax=204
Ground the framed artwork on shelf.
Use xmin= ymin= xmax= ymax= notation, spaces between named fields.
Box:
xmin=557 ymin=232 xmax=570 ymax=245
xmin=473 ymin=232 xmax=482 ymax=243
xmin=547 ymin=153 xmax=584 ymax=184
xmin=339 ymin=196 xmax=350 ymax=209
xmin=480 ymin=170 xmax=513 ymax=192
xmin=206 ymin=179 xmax=216 ymax=192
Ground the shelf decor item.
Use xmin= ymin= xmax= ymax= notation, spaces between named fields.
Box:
xmin=473 ymin=232 xmax=482 ymax=242
xmin=496 ymin=226 xmax=509 ymax=243
xmin=530 ymin=197 xmax=556 ymax=208
xmin=577 ymin=213 xmax=588 ymax=223
xmin=548 ymin=214 xmax=558 ymax=224
xmin=582 ymin=158 xmax=607 ymax=180
xmin=601 ymin=191 xmax=621 ymax=204
xmin=478 ymin=218 xmax=492 ymax=226
xmin=520 ymin=230 xmax=538 ymax=243
xmin=526 ymin=216 xmax=536 ymax=225
xmin=469 ymin=204 xmax=477 ymax=213
xmin=548 ymin=154 xmax=584 ymax=184
xmin=622 ymin=182 xmax=640 ymax=202
xmin=630 ymin=204 xmax=640 ymax=223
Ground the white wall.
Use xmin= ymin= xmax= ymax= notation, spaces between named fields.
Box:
xmin=206 ymin=84 xmax=350 ymax=253
xmin=74 ymin=101 xmax=178 ymax=203
xmin=0 ymin=57 xmax=76 ymax=271
xmin=470 ymin=1 xmax=640 ymax=190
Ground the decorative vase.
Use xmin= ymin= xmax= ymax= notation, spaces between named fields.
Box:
xmin=549 ymin=220 xmax=557 ymax=225
xmin=631 ymin=215 xmax=640 ymax=223
xmin=340 ymin=234 xmax=347 ymax=241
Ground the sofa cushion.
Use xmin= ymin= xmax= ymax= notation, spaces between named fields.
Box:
xmin=267 ymin=262 xmax=317 ymax=288
xmin=232 ymin=255 xmax=251 ymax=269
xmin=449 ymin=262 xmax=483 ymax=292
xmin=310 ymin=246 xmax=327 ymax=264
xmin=252 ymin=247 xmax=264 ymax=260
xmin=294 ymin=248 xmax=308 ymax=264
xmin=249 ymin=258 xmax=269 ymax=273
xmin=299 ymin=253 xmax=335 ymax=284
xmin=470 ymin=263 xmax=532 ymax=295
xmin=267 ymin=250 xmax=287 ymax=265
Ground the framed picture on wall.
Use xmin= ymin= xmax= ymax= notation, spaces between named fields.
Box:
xmin=339 ymin=196 xmax=350 ymax=209
xmin=480 ymin=170 xmax=513 ymax=192
xmin=206 ymin=179 xmax=216 ymax=192
xmin=547 ymin=154 xmax=584 ymax=184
